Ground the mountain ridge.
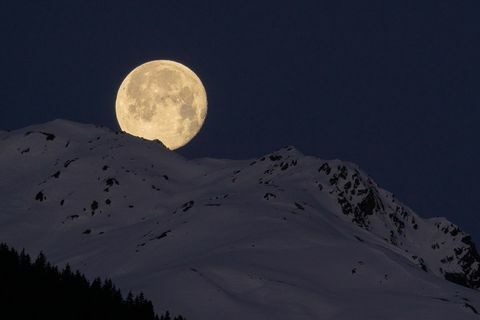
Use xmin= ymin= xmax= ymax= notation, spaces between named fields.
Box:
xmin=1 ymin=119 xmax=479 ymax=319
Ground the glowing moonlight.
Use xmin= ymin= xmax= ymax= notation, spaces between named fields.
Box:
xmin=115 ymin=60 xmax=207 ymax=150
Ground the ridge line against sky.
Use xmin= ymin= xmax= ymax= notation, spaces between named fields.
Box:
xmin=1 ymin=1 xmax=479 ymax=240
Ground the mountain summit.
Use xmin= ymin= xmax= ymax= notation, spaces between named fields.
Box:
xmin=1 ymin=120 xmax=479 ymax=319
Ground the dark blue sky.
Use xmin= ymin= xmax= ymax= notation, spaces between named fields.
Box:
xmin=1 ymin=1 xmax=480 ymax=239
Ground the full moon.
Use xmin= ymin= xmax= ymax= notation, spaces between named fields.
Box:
xmin=115 ymin=60 xmax=207 ymax=150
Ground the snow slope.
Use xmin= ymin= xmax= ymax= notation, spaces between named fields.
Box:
xmin=0 ymin=119 xmax=479 ymax=319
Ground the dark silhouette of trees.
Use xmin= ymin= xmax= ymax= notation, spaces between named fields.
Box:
xmin=0 ymin=243 xmax=185 ymax=320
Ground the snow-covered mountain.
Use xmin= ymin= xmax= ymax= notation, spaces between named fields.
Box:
xmin=1 ymin=119 xmax=479 ymax=319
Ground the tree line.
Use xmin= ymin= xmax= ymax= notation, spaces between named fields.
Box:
xmin=0 ymin=242 xmax=185 ymax=320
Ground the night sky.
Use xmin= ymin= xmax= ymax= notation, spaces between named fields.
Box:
xmin=1 ymin=2 xmax=480 ymax=239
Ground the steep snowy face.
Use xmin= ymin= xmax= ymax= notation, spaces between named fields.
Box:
xmin=227 ymin=146 xmax=480 ymax=289
xmin=1 ymin=120 xmax=480 ymax=320
xmin=320 ymin=160 xmax=480 ymax=289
